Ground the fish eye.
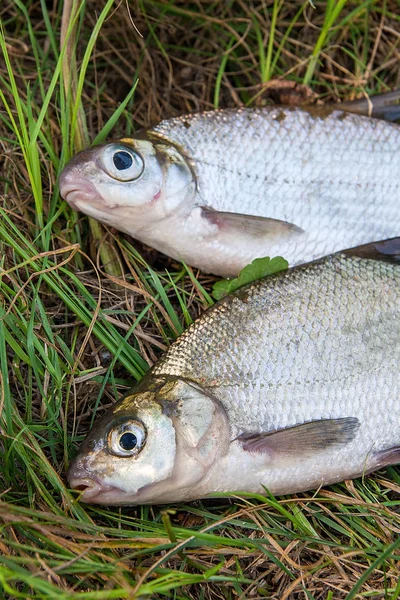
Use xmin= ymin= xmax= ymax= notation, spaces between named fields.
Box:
xmin=113 ymin=150 xmax=133 ymax=171
xmin=102 ymin=144 xmax=144 ymax=182
xmin=107 ymin=419 xmax=147 ymax=457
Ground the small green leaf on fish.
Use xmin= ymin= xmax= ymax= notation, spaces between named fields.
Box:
xmin=212 ymin=256 xmax=288 ymax=300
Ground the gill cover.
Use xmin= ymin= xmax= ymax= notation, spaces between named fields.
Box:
xmin=157 ymin=379 xmax=230 ymax=494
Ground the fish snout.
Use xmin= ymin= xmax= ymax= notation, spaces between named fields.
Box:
xmin=68 ymin=458 xmax=106 ymax=503
xmin=59 ymin=169 xmax=100 ymax=211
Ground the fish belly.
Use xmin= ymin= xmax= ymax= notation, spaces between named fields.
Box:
xmin=208 ymin=370 xmax=399 ymax=495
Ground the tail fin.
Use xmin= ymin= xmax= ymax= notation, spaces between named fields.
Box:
xmin=340 ymin=90 xmax=400 ymax=122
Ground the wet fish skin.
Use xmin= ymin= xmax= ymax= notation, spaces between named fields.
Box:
xmin=59 ymin=106 xmax=400 ymax=277
xmin=68 ymin=240 xmax=400 ymax=505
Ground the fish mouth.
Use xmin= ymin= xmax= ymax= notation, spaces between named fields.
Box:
xmin=68 ymin=461 xmax=123 ymax=504
xmin=68 ymin=475 xmax=106 ymax=502
xmin=59 ymin=171 xmax=103 ymax=211
xmin=69 ymin=477 xmax=135 ymax=505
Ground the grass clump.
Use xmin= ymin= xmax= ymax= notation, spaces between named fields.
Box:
xmin=0 ymin=0 xmax=399 ymax=598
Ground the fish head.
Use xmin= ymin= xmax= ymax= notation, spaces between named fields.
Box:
xmin=67 ymin=378 xmax=230 ymax=505
xmin=59 ymin=136 xmax=196 ymax=233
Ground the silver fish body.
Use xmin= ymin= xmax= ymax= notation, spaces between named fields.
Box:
xmin=68 ymin=240 xmax=400 ymax=505
xmin=60 ymin=106 xmax=400 ymax=277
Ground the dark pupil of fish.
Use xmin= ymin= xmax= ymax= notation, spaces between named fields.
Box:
xmin=113 ymin=151 xmax=133 ymax=171
xmin=119 ymin=432 xmax=137 ymax=451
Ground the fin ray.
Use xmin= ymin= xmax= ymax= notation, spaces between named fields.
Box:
xmin=201 ymin=207 xmax=303 ymax=238
xmin=238 ymin=417 xmax=360 ymax=457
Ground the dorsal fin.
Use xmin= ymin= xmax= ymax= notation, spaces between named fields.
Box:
xmin=343 ymin=238 xmax=400 ymax=263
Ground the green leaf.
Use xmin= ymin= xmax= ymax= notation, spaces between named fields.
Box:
xmin=212 ymin=256 xmax=288 ymax=300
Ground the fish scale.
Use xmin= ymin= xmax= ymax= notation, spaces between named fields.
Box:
xmin=152 ymin=108 xmax=400 ymax=233
xmin=153 ymin=253 xmax=399 ymax=439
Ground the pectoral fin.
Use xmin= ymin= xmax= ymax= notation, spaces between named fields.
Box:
xmin=201 ymin=207 xmax=303 ymax=238
xmin=238 ymin=417 xmax=360 ymax=457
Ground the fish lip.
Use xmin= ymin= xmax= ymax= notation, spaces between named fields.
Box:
xmin=68 ymin=460 xmax=122 ymax=503
xmin=68 ymin=475 xmax=105 ymax=502
xmin=68 ymin=476 xmax=131 ymax=505
xmin=59 ymin=172 xmax=103 ymax=211
xmin=67 ymin=460 xmax=144 ymax=505
xmin=68 ymin=473 xmax=123 ymax=504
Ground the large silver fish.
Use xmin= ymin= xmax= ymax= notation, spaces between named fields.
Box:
xmin=68 ymin=239 xmax=400 ymax=505
xmin=59 ymin=100 xmax=400 ymax=277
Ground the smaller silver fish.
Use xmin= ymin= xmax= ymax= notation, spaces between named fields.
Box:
xmin=59 ymin=93 xmax=400 ymax=277
xmin=68 ymin=238 xmax=400 ymax=505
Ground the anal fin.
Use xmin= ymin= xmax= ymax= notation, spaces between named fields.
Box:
xmin=343 ymin=238 xmax=400 ymax=264
xmin=370 ymin=446 xmax=400 ymax=471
